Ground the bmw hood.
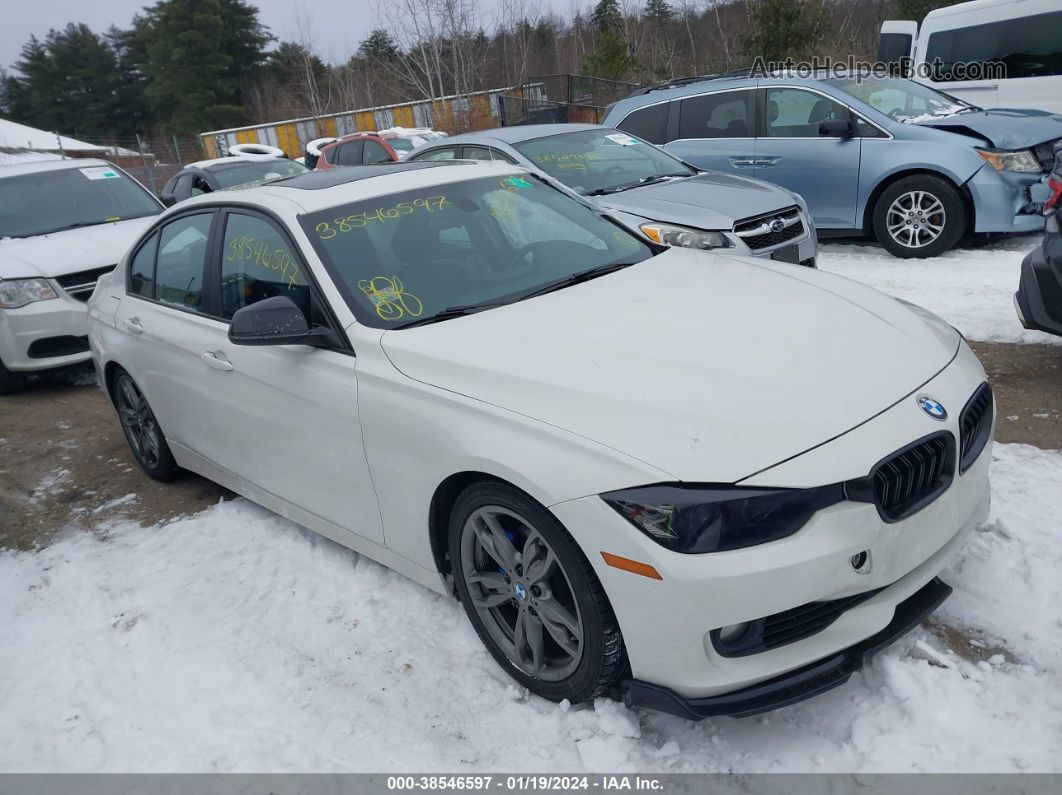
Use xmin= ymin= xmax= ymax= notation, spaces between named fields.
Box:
xmin=597 ymin=172 xmax=796 ymax=230
xmin=914 ymin=108 xmax=1062 ymax=149
xmin=380 ymin=249 xmax=960 ymax=483
xmin=0 ymin=217 xmax=156 ymax=280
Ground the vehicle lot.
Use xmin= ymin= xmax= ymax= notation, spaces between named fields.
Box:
xmin=2 ymin=235 xmax=1061 ymax=771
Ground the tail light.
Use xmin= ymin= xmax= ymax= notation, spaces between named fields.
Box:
xmin=1047 ymin=176 xmax=1062 ymax=212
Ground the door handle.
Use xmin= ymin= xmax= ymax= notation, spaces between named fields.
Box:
xmin=201 ymin=352 xmax=234 ymax=372
xmin=124 ymin=317 xmax=143 ymax=334
xmin=754 ymin=157 xmax=780 ymax=167
xmin=729 ymin=157 xmax=756 ymax=167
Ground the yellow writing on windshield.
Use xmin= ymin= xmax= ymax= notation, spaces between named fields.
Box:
xmin=358 ymin=275 xmax=423 ymax=321
xmin=226 ymin=236 xmax=301 ymax=290
xmin=316 ymin=196 xmax=449 ymax=240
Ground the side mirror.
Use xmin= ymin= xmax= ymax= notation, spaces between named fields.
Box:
xmin=160 ymin=194 xmax=177 ymax=207
xmin=819 ymin=119 xmax=855 ymax=140
xmin=228 ymin=295 xmax=334 ymax=347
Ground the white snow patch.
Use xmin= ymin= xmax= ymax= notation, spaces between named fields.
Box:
xmin=91 ymin=494 xmax=139 ymax=514
xmin=1 ymin=444 xmax=1060 ymax=772
xmin=818 ymin=235 xmax=1059 ymax=345
xmin=28 ymin=468 xmax=71 ymax=504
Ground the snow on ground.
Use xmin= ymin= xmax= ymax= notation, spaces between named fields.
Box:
xmin=818 ymin=234 xmax=1061 ymax=345
xmin=2 ymin=443 xmax=1060 ymax=772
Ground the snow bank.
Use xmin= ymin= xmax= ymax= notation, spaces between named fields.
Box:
xmin=1 ymin=444 xmax=1060 ymax=772
xmin=818 ymin=234 xmax=1060 ymax=345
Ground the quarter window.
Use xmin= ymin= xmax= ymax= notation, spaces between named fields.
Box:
xmin=220 ymin=213 xmax=309 ymax=320
xmin=155 ymin=213 xmax=212 ymax=310
xmin=129 ymin=233 xmax=158 ymax=298
xmin=678 ymin=90 xmax=754 ymax=139
xmin=617 ymin=103 xmax=669 ymax=144
xmin=766 ymin=88 xmax=849 ymax=137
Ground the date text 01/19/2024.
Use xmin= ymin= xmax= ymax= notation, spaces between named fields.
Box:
xmin=385 ymin=776 xmax=666 ymax=791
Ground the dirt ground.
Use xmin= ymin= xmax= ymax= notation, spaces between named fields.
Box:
xmin=2 ymin=342 xmax=1060 ymax=551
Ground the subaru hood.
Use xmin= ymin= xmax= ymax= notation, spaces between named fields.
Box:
xmin=0 ymin=217 xmax=156 ymax=280
xmin=380 ymin=249 xmax=960 ymax=483
xmin=914 ymin=108 xmax=1062 ymax=149
xmin=597 ymin=171 xmax=796 ymax=230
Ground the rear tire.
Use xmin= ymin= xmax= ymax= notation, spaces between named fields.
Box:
xmin=873 ymin=174 xmax=966 ymax=258
xmin=111 ymin=370 xmax=180 ymax=481
xmin=449 ymin=481 xmax=627 ymax=704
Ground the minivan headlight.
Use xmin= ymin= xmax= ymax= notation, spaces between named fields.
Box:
xmin=601 ymin=484 xmax=844 ymax=554
xmin=639 ymin=222 xmax=731 ymax=249
xmin=976 ymin=148 xmax=1043 ymax=173
xmin=0 ymin=278 xmax=59 ymax=309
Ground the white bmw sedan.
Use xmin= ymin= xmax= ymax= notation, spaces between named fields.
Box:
xmin=88 ymin=161 xmax=994 ymax=719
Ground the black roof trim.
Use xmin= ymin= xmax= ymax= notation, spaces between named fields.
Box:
xmin=270 ymin=161 xmax=467 ymax=190
xmin=627 ymin=67 xmax=760 ymax=97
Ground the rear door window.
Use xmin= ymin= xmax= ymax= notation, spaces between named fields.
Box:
xmin=616 ymin=103 xmax=669 ymax=144
xmin=363 ymin=140 xmax=392 ymax=164
xmin=414 ymin=147 xmax=458 ymax=161
xmin=334 ymin=141 xmax=364 ymax=166
xmin=154 ymin=213 xmax=213 ymax=310
xmin=678 ymin=90 xmax=755 ymax=139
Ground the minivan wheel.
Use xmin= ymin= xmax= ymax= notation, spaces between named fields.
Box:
xmin=873 ymin=174 xmax=967 ymax=258
xmin=0 ymin=361 xmax=26 ymax=395
xmin=449 ymin=482 xmax=627 ymax=704
xmin=113 ymin=371 xmax=179 ymax=481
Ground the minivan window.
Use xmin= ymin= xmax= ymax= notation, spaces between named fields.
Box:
xmin=302 ymin=175 xmax=652 ymax=329
xmin=154 ymin=214 xmax=212 ymax=310
xmin=677 ymin=90 xmax=754 ymax=139
xmin=0 ymin=165 xmax=160 ymax=239
xmin=925 ymin=11 xmax=1062 ymax=81
xmin=826 ymin=76 xmax=975 ymax=120
xmin=617 ymin=103 xmax=669 ymax=144
xmin=513 ymin=129 xmax=694 ymax=195
xmin=766 ymin=88 xmax=850 ymax=137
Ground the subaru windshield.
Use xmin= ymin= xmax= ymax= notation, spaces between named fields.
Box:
xmin=513 ymin=129 xmax=696 ymax=195
xmin=302 ymin=174 xmax=654 ymax=329
xmin=825 ymin=76 xmax=978 ymax=122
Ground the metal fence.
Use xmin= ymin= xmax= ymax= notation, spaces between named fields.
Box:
xmin=498 ymin=74 xmax=643 ymax=127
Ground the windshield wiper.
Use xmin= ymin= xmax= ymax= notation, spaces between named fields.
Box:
xmin=392 ymin=301 xmax=509 ymax=329
xmin=585 ymin=173 xmax=690 ymax=196
xmin=34 ymin=219 xmax=116 ymax=236
xmin=515 ymin=262 xmax=637 ymax=301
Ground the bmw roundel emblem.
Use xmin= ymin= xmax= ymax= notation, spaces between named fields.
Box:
xmin=514 ymin=582 xmax=527 ymax=601
xmin=917 ymin=395 xmax=947 ymax=421
xmin=770 ymin=218 xmax=785 ymax=232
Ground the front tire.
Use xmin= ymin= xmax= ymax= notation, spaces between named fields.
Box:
xmin=112 ymin=371 xmax=180 ymax=481
xmin=873 ymin=174 xmax=967 ymax=258
xmin=449 ymin=482 xmax=627 ymax=704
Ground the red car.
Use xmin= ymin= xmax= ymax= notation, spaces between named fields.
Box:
xmin=310 ymin=128 xmax=445 ymax=170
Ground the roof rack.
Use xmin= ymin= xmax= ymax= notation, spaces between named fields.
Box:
xmin=628 ymin=68 xmax=756 ymax=96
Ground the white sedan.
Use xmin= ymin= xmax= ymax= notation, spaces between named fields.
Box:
xmin=87 ymin=161 xmax=994 ymax=718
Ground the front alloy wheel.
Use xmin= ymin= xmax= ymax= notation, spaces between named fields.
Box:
xmin=873 ymin=174 xmax=966 ymax=259
xmin=450 ymin=483 xmax=626 ymax=703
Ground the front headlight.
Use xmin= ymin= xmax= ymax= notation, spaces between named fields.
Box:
xmin=601 ymin=483 xmax=844 ymax=554
xmin=0 ymin=278 xmax=59 ymax=309
xmin=976 ymin=147 xmax=1043 ymax=173
xmin=639 ymin=222 xmax=731 ymax=249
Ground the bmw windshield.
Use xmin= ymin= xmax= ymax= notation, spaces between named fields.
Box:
xmin=513 ymin=129 xmax=696 ymax=195
xmin=212 ymin=159 xmax=309 ymax=188
xmin=825 ymin=76 xmax=978 ymax=122
xmin=0 ymin=165 xmax=161 ymax=239
xmin=302 ymin=174 xmax=654 ymax=329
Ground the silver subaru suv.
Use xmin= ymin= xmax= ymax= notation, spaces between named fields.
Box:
xmin=406 ymin=124 xmax=818 ymax=267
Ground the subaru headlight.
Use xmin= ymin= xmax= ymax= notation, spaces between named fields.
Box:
xmin=639 ymin=222 xmax=731 ymax=250
xmin=601 ymin=484 xmax=844 ymax=554
xmin=976 ymin=148 xmax=1043 ymax=173
xmin=0 ymin=278 xmax=59 ymax=309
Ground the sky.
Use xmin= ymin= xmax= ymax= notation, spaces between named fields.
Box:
xmin=1 ymin=0 xmax=570 ymax=72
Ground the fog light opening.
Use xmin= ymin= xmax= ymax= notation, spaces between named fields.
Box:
xmin=851 ymin=550 xmax=871 ymax=573
xmin=717 ymin=622 xmax=751 ymax=645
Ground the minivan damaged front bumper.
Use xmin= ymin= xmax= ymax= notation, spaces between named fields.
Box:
xmin=967 ymin=163 xmax=1051 ymax=234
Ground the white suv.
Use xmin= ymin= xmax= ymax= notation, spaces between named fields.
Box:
xmin=0 ymin=159 xmax=162 ymax=393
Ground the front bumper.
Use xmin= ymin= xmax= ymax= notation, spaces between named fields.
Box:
xmin=1015 ymin=246 xmax=1062 ymax=337
xmin=627 ymin=576 xmax=952 ymax=719
xmin=0 ymin=292 xmax=92 ymax=372
xmin=966 ymin=164 xmax=1050 ymax=234
xmin=550 ymin=343 xmax=991 ymax=707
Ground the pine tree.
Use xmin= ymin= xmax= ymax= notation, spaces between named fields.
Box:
xmin=744 ymin=0 xmax=830 ymax=63
xmin=591 ymin=0 xmax=623 ymax=33
xmin=645 ymin=0 xmax=673 ymax=28
xmin=583 ymin=29 xmax=640 ymax=80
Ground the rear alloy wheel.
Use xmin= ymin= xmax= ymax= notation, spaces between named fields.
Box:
xmin=450 ymin=482 xmax=627 ymax=704
xmin=873 ymin=174 xmax=967 ymax=259
xmin=113 ymin=371 xmax=179 ymax=481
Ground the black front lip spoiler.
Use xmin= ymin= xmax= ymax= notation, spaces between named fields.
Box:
xmin=626 ymin=576 xmax=952 ymax=721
